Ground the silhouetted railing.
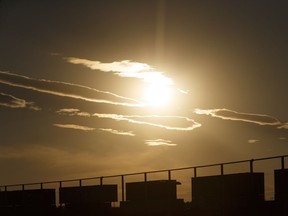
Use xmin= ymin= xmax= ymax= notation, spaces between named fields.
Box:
xmin=1 ymin=154 xmax=287 ymax=203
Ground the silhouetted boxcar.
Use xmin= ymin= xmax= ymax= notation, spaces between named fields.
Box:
xmin=122 ymin=180 xmax=184 ymax=216
xmin=274 ymin=169 xmax=288 ymax=202
xmin=59 ymin=184 xmax=117 ymax=205
xmin=192 ymin=172 xmax=264 ymax=216
xmin=126 ymin=179 xmax=180 ymax=201
xmin=0 ymin=189 xmax=55 ymax=207
xmin=274 ymin=169 xmax=288 ymax=215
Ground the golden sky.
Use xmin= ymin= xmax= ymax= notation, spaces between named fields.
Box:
xmin=0 ymin=0 xmax=288 ymax=192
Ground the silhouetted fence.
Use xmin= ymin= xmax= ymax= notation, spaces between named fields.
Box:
xmin=0 ymin=154 xmax=287 ymax=206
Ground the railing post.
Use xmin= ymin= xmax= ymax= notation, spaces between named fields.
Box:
xmin=40 ymin=183 xmax=43 ymax=190
xmin=100 ymin=177 xmax=103 ymax=185
xmin=168 ymin=170 xmax=171 ymax=180
xmin=281 ymin=156 xmax=285 ymax=169
xmin=59 ymin=181 xmax=63 ymax=207
xmin=250 ymin=159 xmax=254 ymax=173
xmin=79 ymin=179 xmax=82 ymax=187
xmin=121 ymin=175 xmax=125 ymax=202
xmin=22 ymin=184 xmax=25 ymax=191
xmin=194 ymin=167 xmax=197 ymax=177
xmin=144 ymin=173 xmax=148 ymax=200
xmin=220 ymin=164 xmax=224 ymax=175
xmin=5 ymin=186 xmax=7 ymax=192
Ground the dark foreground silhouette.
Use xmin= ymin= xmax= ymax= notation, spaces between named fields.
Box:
xmin=1 ymin=161 xmax=288 ymax=216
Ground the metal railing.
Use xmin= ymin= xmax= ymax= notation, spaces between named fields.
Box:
xmin=1 ymin=154 xmax=287 ymax=202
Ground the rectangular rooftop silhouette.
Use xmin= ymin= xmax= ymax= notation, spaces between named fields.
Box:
xmin=59 ymin=184 xmax=118 ymax=205
xmin=274 ymin=169 xmax=288 ymax=203
xmin=0 ymin=189 xmax=56 ymax=207
xmin=126 ymin=180 xmax=180 ymax=201
xmin=192 ymin=172 xmax=264 ymax=216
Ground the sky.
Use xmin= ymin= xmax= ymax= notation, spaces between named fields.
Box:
xmin=0 ymin=0 xmax=288 ymax=188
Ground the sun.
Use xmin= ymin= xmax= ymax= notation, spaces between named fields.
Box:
xmin=143 ymin=84 xmax=172 ymax=107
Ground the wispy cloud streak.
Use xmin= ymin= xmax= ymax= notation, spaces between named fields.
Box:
xmin=194 ymin=108 xmax=281 ymax=126
xmin=53 ymin=124 xmax=95 ymax=131
xmin=278 ymin=124 xmax=288 ymax=129
xmin=194 ymin=108 xmax=288 ymax=131
xmin=99 ymin=128 xmax=135 ymax=136
xmin=0 ymin=92 xmax=40 ymax=110
xmin=54 ymin=122 xmax=135 ymax=136
xmin=56 ymin=108 xmax=201 ymax=132
xmin=0 ymin=71 xmax=142 ymax=107
xmin=248 ymin=139 xmax=260 ymax=144
xmin=145 ymin=139 xmax=177 ymax=146
xmin=65 ymin=58 xmax=173 ymax=86
xmin=56 ymin=108 xmax=91 ymax=117
xmin=93 ymin=113 xmax=201 ymax=131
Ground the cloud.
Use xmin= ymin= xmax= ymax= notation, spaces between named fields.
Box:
xmin=0 ymin=92 xmax=41 ymax=110
xmin=93 ymin=113 xmax=201 ymax=131
xmin=0 ymin=71 xmax=142 ymax=107
xmin=55 ymin=108 xmax=202 ymax=140
xmin=56 ymin=108 xmax=201 ymax=131
xmin=194 ymin=108 xmax=281 ymax=126
xmin=99 ymin=128 xmax=135 ymax=136
xmin=56 ymin=108 xmax=91 ymax=117
xmin=0 ymin=92 xmax=26 ymax=108
xmin=248 ymin=139 xmax=260 ymax=144
xmin=145 ymin=139 xmax=177 ymax=146
xmin=53 ymin=123 xmax=95 ymax=131
xmin=177 ymin=89 xmax=189 ymax=94
xmin=56 ymin=108 xmax=201 ymax=132
xmin=65 ymin=58 xmax=173 ymax=86
xmin=278 ymin=124 xmax=288 ymax=129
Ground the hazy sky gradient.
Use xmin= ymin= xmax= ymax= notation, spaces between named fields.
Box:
xmin=0 ymin=0 xmax=288 ymax=186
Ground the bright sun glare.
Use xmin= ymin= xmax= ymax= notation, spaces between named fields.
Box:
xmin=143 ymin=84 xmax=172 ymax=107
xmin=131 ymin=66 xmax=174 ymax=107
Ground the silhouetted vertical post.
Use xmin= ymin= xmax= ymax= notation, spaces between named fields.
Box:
xmin=100 ymin=177 xmax=103 ymax=185
xmin=4 ymin=186 xmax=7 ymax=192
xmin=79 ymin=179 xmax=82 ymax=187
xmin=40 ymin=183 xmax=43 ymax=190
xmin=59 ymin=181 xmax=63 ymax=207
xmin=144 ymin=173 xmax=148 ymax=201
xmin=121 ymin=175 xmax=125 ymax=202
xmin=22 ymin=184 xmax=25 ymax=191
xmin=168 ymin=170 xmax=171 ymax=180
xmin=220 ymin=164 xmax=224 ymax=175
xmin=281 ymin=156 xmax=285 ymax=169
xmin=194 ymin=167 xmax=197 ymax=177
xmin=250 ymin=159 xmax=254 ymax=173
